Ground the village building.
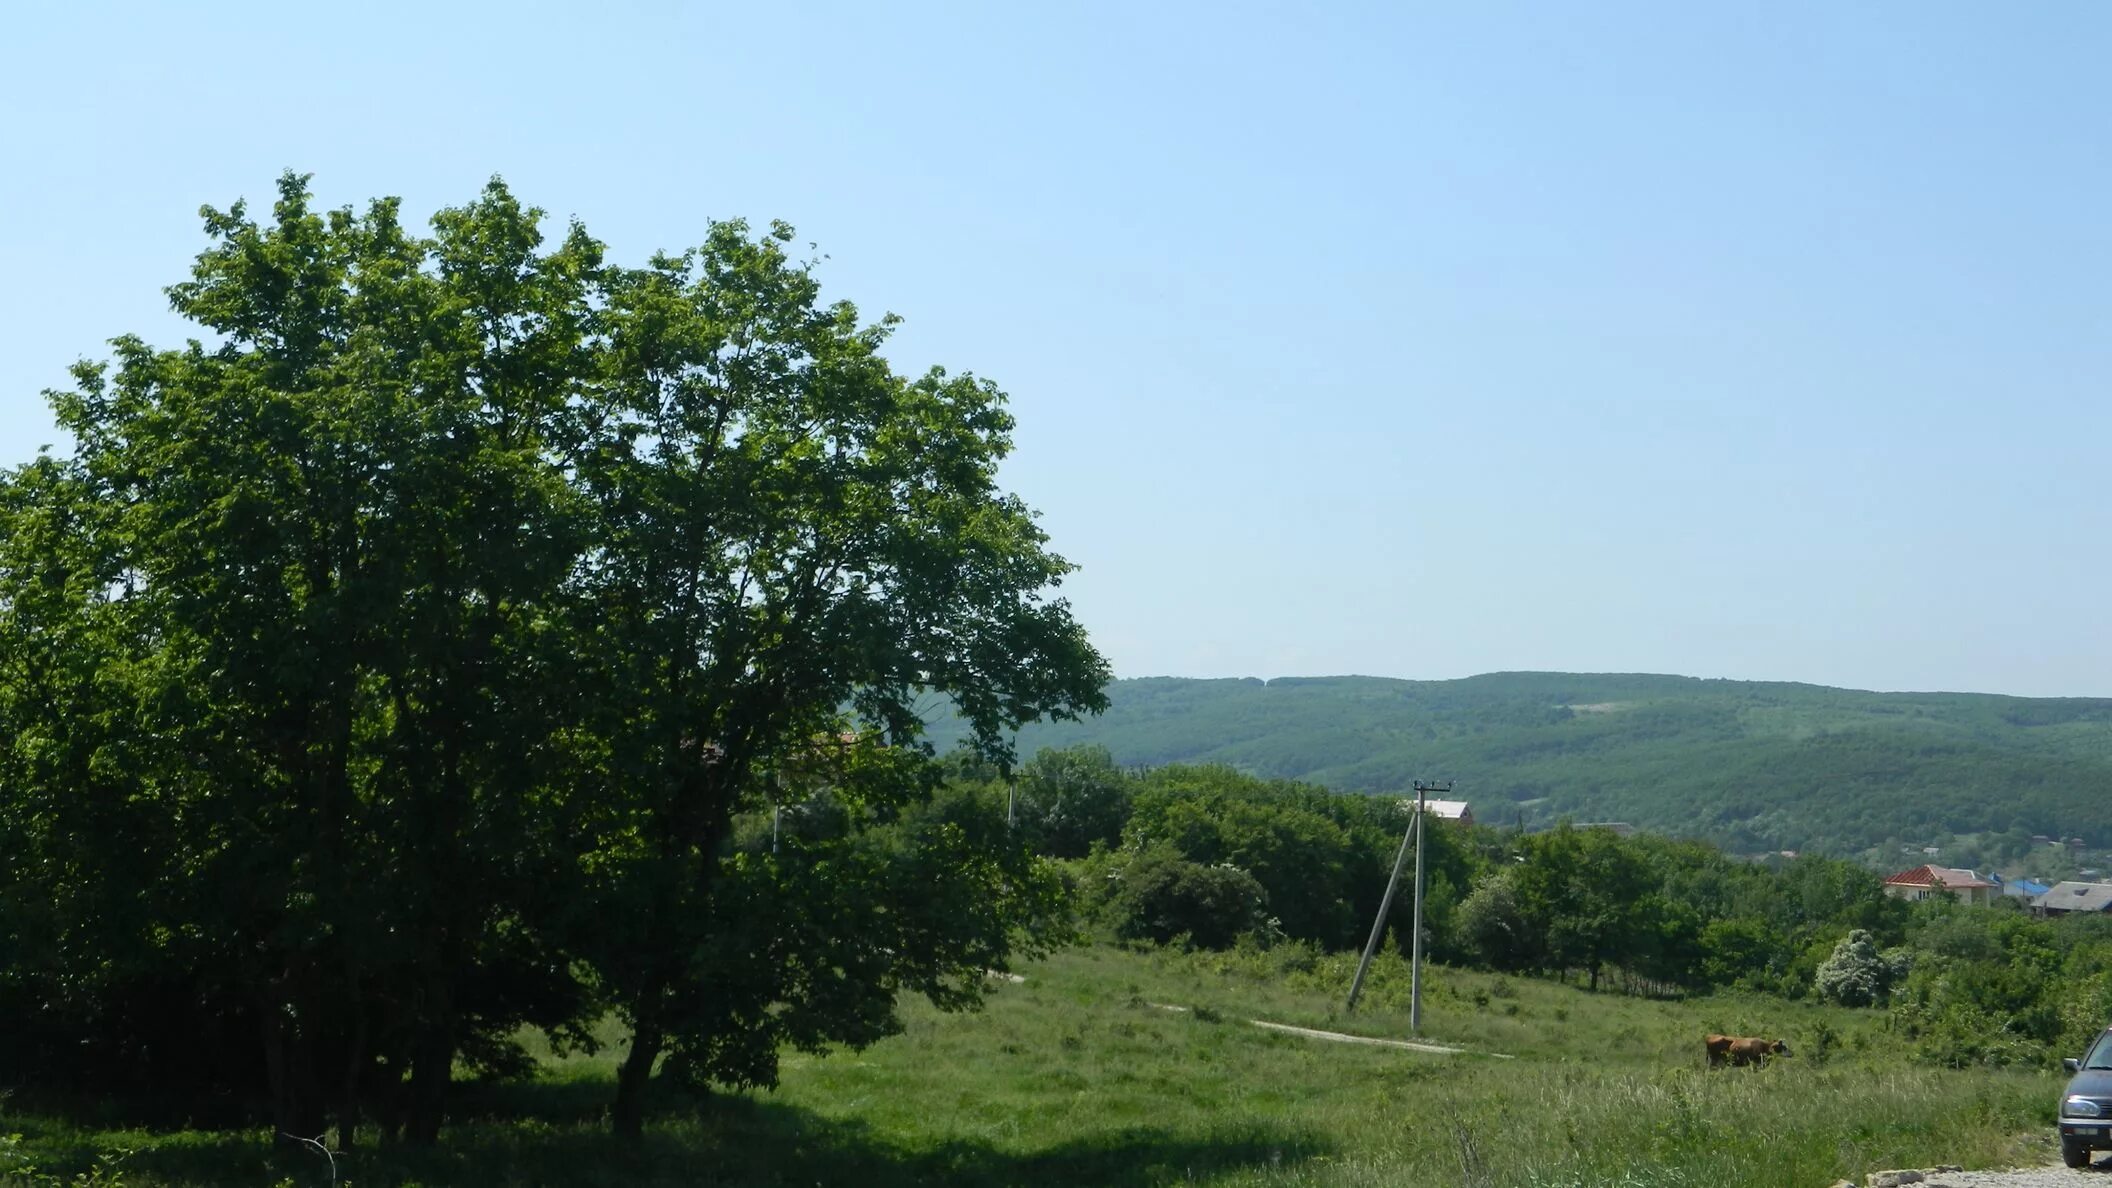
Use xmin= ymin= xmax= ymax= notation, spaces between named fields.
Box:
xmin=1881 ymin=864 xmax=1998 ymax=906
xmin=2031 ymin=881 xmax=2112 ymax=916
xmin=1998 ymin=875 xmax=2053 ymax=901
xmin=1424 ymin=799 xmax=1474 ymax=826
xmin=1395 ymin=798 xmax=1474 ymax=826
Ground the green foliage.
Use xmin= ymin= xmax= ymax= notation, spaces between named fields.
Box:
xmin=0 ymin=174 xmax=1107 ymax=1143
xmin=0 ymin=1137 xmax=130 ymax=1188
xmin=1813 ymin=929 xmax=1909 ymax=1007
xmin=1013 ymin=744 xmax=1131 ymax=858
xmin=1057 ymin=762 xmax=1923 ymax=1006
xmin=1877 ymin=903 xmax=2112 ymax=1069
xmin=1127 ymin=773 xmax=1359 ymax=945
xmin=656 ymin=781 xmax=1071 ymax=1094
xmin=2 ymin=174 xmax=602 ymax=1140
xmin=1114 ymin=764 xmax=1477 ymax=955
xmin=1087 ymin=846 xmax=1273 ymax=949
xmin=1700 ymin=918 xmax=1787 ymax=991
xmin=1509 ymin=825 xmax=1668 ymax=990
xmin=560 ymin=207 xmax=1108 ymax=1130
xmin=1457 ymin=868 xmax=1535 ymax=972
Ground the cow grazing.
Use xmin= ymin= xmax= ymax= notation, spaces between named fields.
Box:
xmin=1704 ymin=1033 xmax=1733 ymax=1068
xmin=1706 ymin=1033 xmax=1789 ymax=1067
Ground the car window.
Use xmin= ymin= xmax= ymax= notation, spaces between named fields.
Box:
xmin=2087 ymin=1032 xmax=2112 ymax=1070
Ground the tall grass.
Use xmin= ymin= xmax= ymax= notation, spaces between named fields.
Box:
xmin=0 ymin=946 xmax=2061 ymax=1186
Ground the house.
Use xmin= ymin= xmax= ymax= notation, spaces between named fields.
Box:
xmin=2000 ymin=876 xmax=2053 ymax=901
xmin=1425 ymin=799 xmax=1473 ymax=826
xmin=1881 ymin=864 xmax=1998 ymax=906
xmin=2033 ymin=882 xmax=2112 ymax=916
xmin=1396 ymin=798 xmax=1474 ymax=826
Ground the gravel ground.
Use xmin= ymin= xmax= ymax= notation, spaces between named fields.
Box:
xmin=1886 ymin=1157 xmax=2112 ymax=1187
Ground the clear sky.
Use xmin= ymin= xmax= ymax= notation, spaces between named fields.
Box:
xmin=5 ymin=3 xmax=2108 ymax=697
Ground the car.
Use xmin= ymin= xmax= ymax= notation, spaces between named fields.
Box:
xmin=2059 ymin=1029 xmax=2112 ymax=1168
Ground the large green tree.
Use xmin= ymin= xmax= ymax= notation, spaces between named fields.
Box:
xmin=1 ymin=175 xmax=603 ymax=1145
xmin=570 ymin=220 xmax=1105 ymax=1135
xmin=0 ymin=175 xmax=1106 ymax=1145
xmin=1509 ymin=825 xmax=1664 ymax=990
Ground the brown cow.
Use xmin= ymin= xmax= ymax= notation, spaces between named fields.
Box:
xmin=1706 ymin=1033 xmax=1789 ymax=1067
xmin=1704 ymin=1033 xmax=1733 ymax=1067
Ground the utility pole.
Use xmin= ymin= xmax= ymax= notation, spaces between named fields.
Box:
xmin=1410 ymin=779 xmax=1450 ymax=1035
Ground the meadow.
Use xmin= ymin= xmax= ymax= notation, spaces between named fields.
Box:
xmin=0 ymin=945 xmax=2062 ymax=1188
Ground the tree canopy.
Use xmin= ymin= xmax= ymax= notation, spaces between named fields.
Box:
xmin=0 ymin=173 xmax=1107 ymax=1145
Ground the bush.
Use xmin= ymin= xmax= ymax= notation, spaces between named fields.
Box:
xmin=1699 ymin=917 xmax=1787 ymax=992
xmin=1014 ymin=745 xmax=1132 ymax=859
xmin=1814 ymin=929 xmax=1909 ymax=1007
xmin=1457 ymin=868 xmax=1536 ymax=971
xmin=1094 ymin=847 xmax=1274 ymax=950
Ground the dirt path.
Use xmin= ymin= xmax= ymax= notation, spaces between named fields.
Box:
xmin=1147 ymin=1003 xmax=1513 ymax=1059
xmin=1246 ymin=1017 xmax=1509 ymax=1056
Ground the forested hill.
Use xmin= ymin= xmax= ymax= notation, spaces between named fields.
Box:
xmin=925 ymin=673 xmax=2112 ymax=857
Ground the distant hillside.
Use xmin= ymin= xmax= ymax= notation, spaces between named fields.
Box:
xmin=924 ymin=673 xmax=2112 ymax=856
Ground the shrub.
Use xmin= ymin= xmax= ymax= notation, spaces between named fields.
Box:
xmin=1814 ymin=929 xmax=1909 ymax=1007
xmin=1014 ymin=745 xmax=1133 ymax=859
xmin=1095 ymin=847 xmax=1273 ymax=950
xmin=1457 ymin=868 xmax=1537 ymax=971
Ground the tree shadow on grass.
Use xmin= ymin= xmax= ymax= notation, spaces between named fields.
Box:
xmin=116 ymin=1089 xmax=1330 ymax=1187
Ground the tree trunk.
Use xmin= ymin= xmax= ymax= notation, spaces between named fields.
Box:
xmin=263 ymin=1008 xmax=293 ymax=1138
xmin=405 ymin=706 xmax=468 ymax=1149
xmin=264 ymin=988 xmax=328 ymax=1142
xmin=374 ymin=1049 xmax=408 ymax=1145
xmin=405 ymin=1023 xmax=453 ymax=1146
xmin=612 ymin=1017 xmax=664 ymax=1141
xmin=336 ymin=1004 xmax=367 ymax=1152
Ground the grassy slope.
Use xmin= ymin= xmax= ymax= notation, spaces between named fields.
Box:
xmin=1 ymin=946 xmax=2060 ymax=1188
xmin=925 ymin=673 xmax=2112 ymax=853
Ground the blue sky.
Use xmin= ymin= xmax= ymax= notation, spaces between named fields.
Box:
xmin=5 ymin=3 xmax=2108 ymax=696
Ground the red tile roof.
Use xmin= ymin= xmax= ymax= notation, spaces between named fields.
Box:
xmin=1884 ymin=864 xmax=1996 ymax=890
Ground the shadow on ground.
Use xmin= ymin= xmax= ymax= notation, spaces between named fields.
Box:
xmin=41 ymin=1078 xmax=1330 ymax=1187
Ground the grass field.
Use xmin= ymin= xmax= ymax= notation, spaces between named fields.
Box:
xmin=0 ymin=945 xmax=2063 ymax=1187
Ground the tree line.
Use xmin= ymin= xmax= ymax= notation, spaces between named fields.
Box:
xmin=958 ymin=745 xmax=1904 ymax=991
xmin=980 ymin=744 xmax=2112 ymax=1069
xmin=0 ymin=175 xmax=1107 ymax=1147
